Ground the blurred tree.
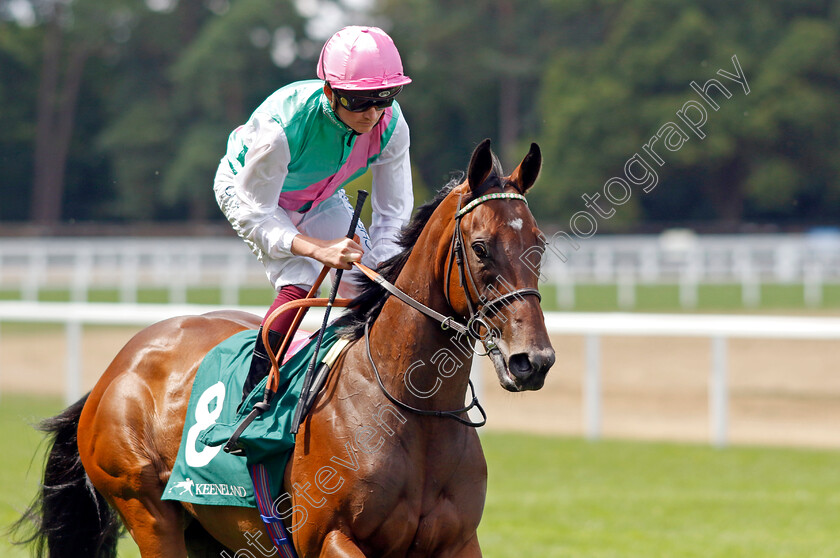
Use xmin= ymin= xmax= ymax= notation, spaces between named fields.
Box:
xmin=379 ymin=0 xmax=568 ymax=190
xmin=530 ymin=0 xmax=840 ymax=228
xmin=5 ymin=0 xmax=313 ymax=223
xmin=5 ymin=0 xmax=840 ymax=228
xmin=26 ymin=0 xmax=139 ymax=225
xmin=163 ymin=0 xmax=307 ymax=220
xmin=0 ymin=20 xmax=40 ymax=220
xmin=97 ymin=0 xmax=309 ymax=221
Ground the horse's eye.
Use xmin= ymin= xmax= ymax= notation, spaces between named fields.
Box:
xmin=472 ymin=242 xmax=489 ymax=259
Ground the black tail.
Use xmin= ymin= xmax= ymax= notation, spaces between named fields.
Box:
xmin=10 ymin=393 xmax=121 ymax=558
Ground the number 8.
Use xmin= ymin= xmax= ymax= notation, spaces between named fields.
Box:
xmin=185 ymin=381 xmax=226 ymax=468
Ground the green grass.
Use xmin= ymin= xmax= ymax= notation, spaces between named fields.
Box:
xmin=0 ymin=396 xmax=142 ymax=558
xmin=478 ymin=432 xmax=840 ymax=557
xmin=2 ymin=395 xmax=839 ymax=557
xmin=0 ymin=396 xmax=61 ymax=552
xmin=538 ymin=282 xmax=840 ymax=312
xmin=5 ymin=283 xmax=840 ymax=313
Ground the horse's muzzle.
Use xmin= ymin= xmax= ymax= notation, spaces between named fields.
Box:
xmin=503 ymin=348 xmax=555 ymax=391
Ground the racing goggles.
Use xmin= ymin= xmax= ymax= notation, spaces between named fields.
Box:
xmin=333 ymin=86 xmax=402 ymax=112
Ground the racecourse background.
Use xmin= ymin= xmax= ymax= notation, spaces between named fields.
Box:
xmin=2 ymin=234 xmax=840 ymax=558
xmin=1 ymin=232 xmax=840 ymax=448
xmin=2 ymin=243 xmax=840 ymax=449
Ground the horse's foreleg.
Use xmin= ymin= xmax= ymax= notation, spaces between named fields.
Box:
xmin=318 ymin=530 xmax=367 ymax=558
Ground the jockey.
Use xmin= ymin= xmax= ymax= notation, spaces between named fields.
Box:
xmin=213 ymin=26 xmax=413 ymax=410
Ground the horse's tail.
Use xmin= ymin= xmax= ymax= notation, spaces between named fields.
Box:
xmin=10 ymin=393 xmax=121 ymax=558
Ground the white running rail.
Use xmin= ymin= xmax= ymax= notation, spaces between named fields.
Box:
xmin=3 ymin=232 xmax=840 ymax=308
xmin=4 ymin=302 xmax=840 ymax=447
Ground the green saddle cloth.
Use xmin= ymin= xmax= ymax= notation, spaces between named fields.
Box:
xmin=162 ymin=326 xmax=342 ymax=507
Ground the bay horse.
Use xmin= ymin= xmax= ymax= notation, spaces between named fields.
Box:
xmin=15 ymin=139 xmax=554 ymax=557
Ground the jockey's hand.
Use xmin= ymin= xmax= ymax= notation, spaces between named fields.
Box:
xmin=291 ymin=234 xmax=364 ymax=270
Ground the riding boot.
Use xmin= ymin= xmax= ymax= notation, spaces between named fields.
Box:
xmin=238 ymin=327 xmax=284 ymax=412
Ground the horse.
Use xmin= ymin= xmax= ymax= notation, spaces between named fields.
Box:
xmin=14 ymin=138 xmax=555 ymax=558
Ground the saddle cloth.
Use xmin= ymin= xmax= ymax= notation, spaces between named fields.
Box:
xmin=162 ymin=326 xmax=348 ymax=507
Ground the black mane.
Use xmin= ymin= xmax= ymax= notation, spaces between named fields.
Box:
xmin=334 ymin=155 xmax=505 ymax=341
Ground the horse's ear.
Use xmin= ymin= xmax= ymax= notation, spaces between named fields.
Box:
xmin=509 ymin=143 xmax=542 ymax=194
xmin=467 ymin=138 xmax=494 ymax=193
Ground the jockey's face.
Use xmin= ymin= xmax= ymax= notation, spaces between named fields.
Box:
xmin=337 ymin=104 xmax=385 ymax=134
xmin=324 ymin=85 xmax=385 ymax=134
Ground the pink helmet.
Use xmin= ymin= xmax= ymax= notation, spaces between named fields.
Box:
xmin=317 ymin=26 xmax=412 ymax=91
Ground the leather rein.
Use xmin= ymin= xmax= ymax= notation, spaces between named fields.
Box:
xmin=355 ymin=191 xmax=542 ymax=428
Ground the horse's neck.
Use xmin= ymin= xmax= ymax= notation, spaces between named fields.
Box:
xmin=367 ymin=214 xmax=474 ymax=412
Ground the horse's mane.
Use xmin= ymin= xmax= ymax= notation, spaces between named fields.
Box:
xmin=334 ymin=154 xmax=505 ymax=341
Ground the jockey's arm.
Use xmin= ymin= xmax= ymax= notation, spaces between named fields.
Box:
xmin=214 ymin=116 xmax=302 ymax=260
xmin=365 ymin=113 xmax=413 ymax=267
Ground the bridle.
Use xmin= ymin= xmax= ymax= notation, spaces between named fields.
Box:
xmin=359 ymin=188 xmax=542 ymax=428
xmin=444 ymin=191 xmax=542 ymax=353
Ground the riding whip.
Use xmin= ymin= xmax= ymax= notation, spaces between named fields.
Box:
xmin=290 ymin=189 xmax=368 ymax=434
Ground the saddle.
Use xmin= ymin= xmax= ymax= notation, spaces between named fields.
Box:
xmin=161 ymin=326 xmax=349 ymax=508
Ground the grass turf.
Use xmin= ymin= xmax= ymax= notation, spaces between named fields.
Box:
xmin=2 ymin=395 xmax=838 ymax=557
xmin=478 ymin=431 xmax=840 ymax=557
xmin=6 ymin=283 xmax=840 ymax=313
xmin=539 ymin=282 xmax=840 ymax=312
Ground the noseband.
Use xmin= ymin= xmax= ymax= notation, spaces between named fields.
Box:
xmin=359 ymin=190 xmax=542 ymax=428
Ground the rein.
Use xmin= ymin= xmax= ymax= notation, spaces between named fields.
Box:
xmin=353 ymin=190 xmax=541 ymax=428
xmin=364 ymin=320 xmax=487 ymax=427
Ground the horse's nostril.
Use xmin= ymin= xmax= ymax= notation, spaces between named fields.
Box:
xmin=539 ymin=350 xmax=556 ymax=373
xmin=508 ymin=353 xmax=532 ymax=379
